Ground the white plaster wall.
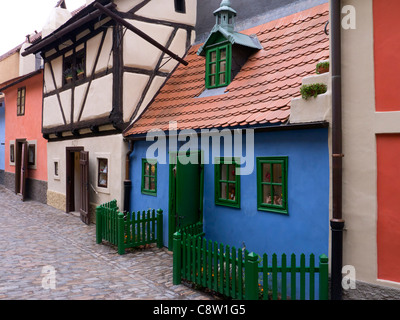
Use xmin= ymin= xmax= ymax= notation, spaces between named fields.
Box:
xmin=86 ymin=28 xmax=114 ymax=76
xmin=42 ymin=7 xmax=72 ymax=38
xmin=19 ymin=42 xmax=36 ymax=77
xmin=135 ymin=0 xmax=197 ymax=26
xmin=340 ymin=0 xmax=400 ymax=290
xmin=134 ymin=75 xmax=166 ymax=121
xmin=114 ymin=0 xmax=142 ymax=12
xmin=123 ymin=20 xmax=173 ymax=70
xmin=43 ymin=95 xmax=65 ymax=128
xmin=79 ymin=73 xmax=113 ymax=121
xmin=44 ymin=57 xmax=63 ymax=93
xmin=159 ymin=28 xmax=189 ymax=73
xmin=47 ymin=134 xmax=128 ymax=209
xmin=123 ymin=73 xmax=150 ymax=123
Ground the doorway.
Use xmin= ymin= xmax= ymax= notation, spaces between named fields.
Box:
xmin=168 ymin=150 xmax=204 ymax=248
xmin=66 ymin=147 xmax=90 ymax=224
xmin=14 ymin=139 xmax=28 ymax=201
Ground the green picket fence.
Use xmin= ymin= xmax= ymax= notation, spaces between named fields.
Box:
xmin=96 ymin=200 xmax=163 ymax=255
xmin=173 ymin=231 xmax=329 ymax=300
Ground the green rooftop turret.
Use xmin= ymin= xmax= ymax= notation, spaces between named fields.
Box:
xmin=213 ymin=0 xmax=237 ymax=33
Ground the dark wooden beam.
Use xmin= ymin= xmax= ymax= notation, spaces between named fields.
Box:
xmin=21 ymin=2 xmax=116 ymax=57
xmin=93 ymin=2 xmax=189 ymax=66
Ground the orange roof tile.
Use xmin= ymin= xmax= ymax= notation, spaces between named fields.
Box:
xmin=124 ymin=3 xmax=329 ymax=137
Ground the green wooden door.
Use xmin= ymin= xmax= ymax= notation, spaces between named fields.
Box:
xmin=169 ymin=151 xmax=203 ymax=248
xmin=176 ymin=158 xmax=200 ymax=228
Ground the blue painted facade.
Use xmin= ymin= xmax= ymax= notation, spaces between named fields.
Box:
xmin=129 ymin=127 xmax=330 ymax=257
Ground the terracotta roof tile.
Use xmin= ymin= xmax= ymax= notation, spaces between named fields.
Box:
xmin=124 ymin=3 xmax=329 ymax=136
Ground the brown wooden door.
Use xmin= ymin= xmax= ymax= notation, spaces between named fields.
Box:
xmin=79 ymin=150 xmax=90 ymax=224
xmin=20 ymin=141 xmax=28 ymax=201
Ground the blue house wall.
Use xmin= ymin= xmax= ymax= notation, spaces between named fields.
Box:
xmin=129 ymin=127 xmax=330 ymax=257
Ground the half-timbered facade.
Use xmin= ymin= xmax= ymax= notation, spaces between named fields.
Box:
xmin=22 ymin=0 xmax=197 ymax=224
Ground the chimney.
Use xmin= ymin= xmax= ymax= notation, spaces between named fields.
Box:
xmin=42 ymin=3 xmax=72 ymax=38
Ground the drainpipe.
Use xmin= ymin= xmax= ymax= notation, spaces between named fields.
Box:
xmin=330 ymin=0 xmax=345 ymax=300
xmin=123 ymin=140 xmax=134 ymax=213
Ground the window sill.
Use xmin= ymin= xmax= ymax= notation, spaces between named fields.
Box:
xmin=257 ymin=205 xmax=288 ymax=215
xmin=141 ymin=190 xmax=157 ymax=197
xmin=216 ymin=199 xmax=240 ymax=209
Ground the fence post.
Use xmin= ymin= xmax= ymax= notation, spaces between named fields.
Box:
xmin=245 ymin=252 xmax=259 ymax=300
xmin=117 ymin=211 xmax=125 ymax=255
xmin=173 ymin=232 xmax=182 ymax=285
xmin=95 ymin=206 xmax=102 ymax=244
xmin=319 ymin=254 xmax=329 ymax=300
xmin=157 ymin=209 xmax=163 ymax=248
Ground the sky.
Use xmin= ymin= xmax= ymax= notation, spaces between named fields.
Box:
xmin=0 ymin=0 xmax=86 ymax=55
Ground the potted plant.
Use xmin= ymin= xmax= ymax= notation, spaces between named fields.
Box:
xmin=316 ymin=61 xmax=329 ymax=74
xmin=76 ymin=64 xmax=84 ymax=80
xmin=64 ymin=68 xmax=73 ymax=84
xmin=300 ymin=83 xmax=327 ymax=100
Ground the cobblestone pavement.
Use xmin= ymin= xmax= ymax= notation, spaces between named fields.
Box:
xmin=0 ymin=186 xmax=214 ymax=300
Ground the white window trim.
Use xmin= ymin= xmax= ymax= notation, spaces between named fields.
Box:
xmin=53 ymin=158 xmax=60 ymax=181
xmin=95 ymin=152 xmax=110 ymax=194
xmin=27 ymin=140 xmax=37 ymax=170
xmin=9 ymin=140 xmax=15 ymax=166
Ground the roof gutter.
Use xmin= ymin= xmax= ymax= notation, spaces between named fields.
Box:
xmin=330 ymin=0 xmax=345 ymax=300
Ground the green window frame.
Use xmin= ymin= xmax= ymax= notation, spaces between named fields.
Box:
xmin=206 ymin=44 xmax=231 ymax=89
xmin=215 ymin=157 xmax=240 ymax=208
xmin=257 ymin=157 xmax=288 ymax=214
xmin=141 ymin=159 xmax=157 ymax=196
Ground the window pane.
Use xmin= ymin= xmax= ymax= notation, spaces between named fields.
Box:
xmin=220 ymin=182 xmax=227 ymax=199
xmin=263 ymin=184 xmax=272 ymax=204
xmin=209 ymin=75 xmax=216 ymax=86
xmin=273 ymin=185 xmax=283 ymax=205
xmin=220 ymin=60 xmax=226 ymax=72
xmin=145 ymin=162 xmax=150 ymax=175
xmin=144 ymin=176 xmax=149 ymax=190
xmin=210 ymin=51 xmax=217 ymax=62
xmin=150 ymin=177 xmax=156 ymax=191
xmin=210 ymin=63 xmax=216 ymax=74
xmin=273 ymin=163 xmax=282 ymax=183
xmin=228 ymin=164 xmax=235 ymax=181
xmin=221 ymin=164 xmax=227 ymax=180
xmin=228 ymin=183 xmax=236 ymax=201
xmin=150 ymin=164 xmax=156 ymax=176
xmin=262 ymin=163 xmax=271 ymax=182
xmin=219 ymin=73 xmax=226 ymax=84
xmin=220 ymin=48 xmax=226 ymax=60
xmin=98 ymin=158 xmax=108 ymax=188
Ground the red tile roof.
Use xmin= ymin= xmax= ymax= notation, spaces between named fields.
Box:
xmin=123 ymin=3 xmax=329 ymax=137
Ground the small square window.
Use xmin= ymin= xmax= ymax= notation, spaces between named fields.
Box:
xmin=28 ymin=145 xmax=35 ymax=166
xmin=257 ymin=157 xmax=288 ymax=214
xmin=215 ymin=157 xmax=240 ymax=208
xmin=174 ymin=0 xmax=186 ymax=13
xmin=98 ymin=158 xmax=108 ymax=188
xmin=10 ymin=144 xmax=15 ymax=163
xmin=54 ymin=161 xmax=59 ymax=177
xmin=141 ymin=159 xmax=157 ymax=196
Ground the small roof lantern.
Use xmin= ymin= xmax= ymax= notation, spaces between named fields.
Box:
xmin=213 ymin=0 xmax=237 ymax=33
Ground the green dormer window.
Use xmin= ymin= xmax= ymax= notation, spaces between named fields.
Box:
xmin=198 ymin=0 xmax=262 ymax=91
xmin=206 ymin=44 xmax=231 ymax=89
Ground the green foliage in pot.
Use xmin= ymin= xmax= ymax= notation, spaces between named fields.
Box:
xmin=300 ymin=83 xmax=327 ymax=100
xmin=316 ymin=61 xmax=329 ymax=74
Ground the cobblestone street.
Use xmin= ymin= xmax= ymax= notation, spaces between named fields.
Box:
xmin=0 ymin=186 xmax=213 ymax=300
